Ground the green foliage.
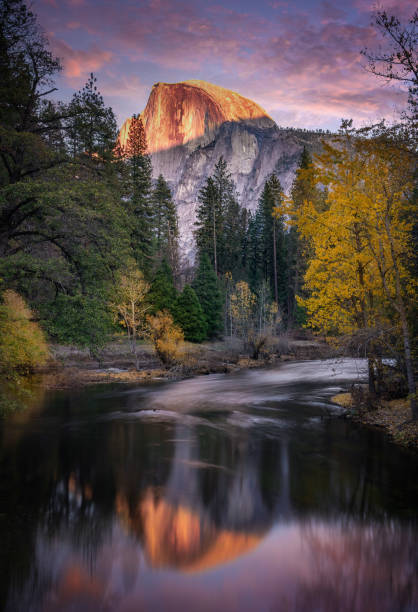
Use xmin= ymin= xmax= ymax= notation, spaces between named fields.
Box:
xmin=43 ymin=293 xmax=114 ymax=352
xmin=246 ymin=174 xmax=287 ymax=312
xmin=192 ymin=253 xmax=223 ymax=338
xmin=67 ymin=73 xmax=117 ymax=161
xmin=148 ymin=260 xmax=177 ymax=315
xmin=0 ymin=290 xmax=49 ymax=375
xmin=285 ymin=147 xmax=322 ymax=328
xmin=195 ymin=157 xmax=247 ymax=277
xmin=122 ymin=115 xmax=154 ymax=272
xmin=174 ymin=285 xmax=207 ymax=342
xmin=0 ymin=0 xmax=62 ymax=132
xmin=152 ymin=174 xmax=179 ymax=269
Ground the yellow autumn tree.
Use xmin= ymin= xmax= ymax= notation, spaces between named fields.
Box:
xmin=110 ymin=264 xmax=150 ymax=369
xmin=146 ymin=310 xmax=184 ymax=366
xmin=0 ymin=290 xmax=49 ymax=376
xmin=288 ymin=125 xmax=417 ymax=418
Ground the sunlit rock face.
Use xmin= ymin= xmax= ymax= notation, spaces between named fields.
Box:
xmin=118 ymin=80 xmax=322 ymax=259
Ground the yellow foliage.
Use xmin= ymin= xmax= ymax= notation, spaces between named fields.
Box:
xmin=0 ymin=290 xmax=49 ymax=375
xmin=294 ymin=133 xmax=416 ymax=336
xmin=146 ymin=310 xmax=184 ymax=365
xmin=230 ymin=281 xmax=256 ymax=336
xmin=110 ymin=264 xmax=150 ymax=340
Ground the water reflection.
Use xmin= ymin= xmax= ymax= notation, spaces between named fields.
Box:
xmin=0 ymin=360 xmax=417 ymax=611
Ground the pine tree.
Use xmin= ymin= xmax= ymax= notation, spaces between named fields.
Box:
xmin=245 ymin=209 xmax=264 ymax=291
xmin=124 ymin=114 xmax=154 ymax=272
xmin=255 ymin=174 xmax=287 ymax=312
xmin=152 ymin=174 xmax=179 ymax=273
xmin=195 ymin=156 xmax=246 ymax=278
xmin=267 ymin=174 xmax=286 ymax=309
xmin=194 ymin=176 xmax=222 ymax=274
xmin=223 ymin=194 xmax=247 ymax=278
xmin=192 ymin=253 xmax=223 ymax=338
xmin=174 ymin=285 xmax=207 ymax=342
xmin=68 ymin=73 xmax=117 ymax=162
xmin=147 ymin=259 xmax=177 ymax=315
xmin=286 ymin=146 xmax=325 ymax=327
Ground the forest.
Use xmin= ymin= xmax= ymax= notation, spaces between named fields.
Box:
xmin=0 ymin=0 xmax=417 ymax=420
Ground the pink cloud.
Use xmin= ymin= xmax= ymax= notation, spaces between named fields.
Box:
xmin=51 ymin=38 xmax=113 ymax=79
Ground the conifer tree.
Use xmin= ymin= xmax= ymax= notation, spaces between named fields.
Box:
xmin=147 ymin=259 xmax=177 ymax=315
xmin=152 ymin=174 xmax=179 ymax=273
xmin=192 ymin=253 xmax=223 ymax=338
xmin=124 ymin=114 xmax=154 ymax=272
xmin=195 ymin=176 xmax=222 ymax=275
xmin=68 ymin=73 xmax=117 ymax=161
xmin=255 ymin=174 xmax=287 ymax=311
xmin=245 ymin=209 xmax=264 ymax=290
xmin=174 ymin=285 xmax=207 ymax=342
xmin=195 ymin=156 xmax=246 ymax=277
xmin=287 ymin=147 xmax=311 ymax=327
xmin=223 ymin=194 xmax=248 ymax=278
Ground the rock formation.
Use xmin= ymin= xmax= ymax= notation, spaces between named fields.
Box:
xmin=118 ymin=80 xmax=324 ymax=259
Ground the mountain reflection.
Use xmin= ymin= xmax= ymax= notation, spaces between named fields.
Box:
xmin=113 ymin=423 xmax=271 ymax=571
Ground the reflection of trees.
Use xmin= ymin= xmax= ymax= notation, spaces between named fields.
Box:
xmin=287 ymin=417 xmax=416 ymax=522
xmin=296 ymin=521 xmax=418 ymax=611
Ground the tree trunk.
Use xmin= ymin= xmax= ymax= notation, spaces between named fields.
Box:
xmin=368 ymin=358 xmax=376 ymax=395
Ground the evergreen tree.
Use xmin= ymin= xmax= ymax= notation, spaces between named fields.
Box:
xmin=266 ymin=174 xmax=286 ymax=308
xmin=67 ymin=73 xmax=117 ymax=162
xmin=255 ymin=174 xmax=287 ymax=311
xmin=147 ymin=259 xmax=177 ymax=315
xmin=124 ymin=114 xmax=154 ymax=272
xmin=245 ymin=209 xmax=264 ymax=290
xmin=152 ymin=174 xmax=179 ymax=273
xmin=174 ymin=285 xmax=207 ymax=342
xmin=286 ymin=146 xmax=325 ymax=327
xmin=194 ymin=176 xmax=222 ymax=274
xmin=223 ymin=194 xmax=248 ymax=278
xmin=192 ymin=253 xmax=223 ymax=338
xmin=195 ymin=156 xmax=246 ymax=277
xmin=0 ymin=1 xmax=131 ymax=353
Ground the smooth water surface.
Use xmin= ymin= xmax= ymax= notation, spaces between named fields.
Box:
xmin=1 ymin=359 xmax=417 ymax=611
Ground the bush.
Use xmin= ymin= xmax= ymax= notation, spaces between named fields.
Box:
xmin=0 ymin=290 xmax=49 ymax=375
xmin=43 ymin=293 xmax=114 ymax=356
xmin=146 ymin=310 xmax=184 ymax=365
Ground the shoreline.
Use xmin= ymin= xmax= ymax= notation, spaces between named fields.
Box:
xmin=38 ymin=336 xmax=333 ymax=390
xmin=332 ymin=392 xmax=418 ymax=451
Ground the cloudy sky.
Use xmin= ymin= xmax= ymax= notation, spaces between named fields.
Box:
xmin=35 ymin=0 xmax=415 ymax=130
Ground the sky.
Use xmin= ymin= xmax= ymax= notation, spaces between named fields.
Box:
xmin=34 ymin=0 xmax=415 ymax=130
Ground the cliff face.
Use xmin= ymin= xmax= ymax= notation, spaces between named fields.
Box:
xmin=119 ymin=80 xmax=322 ymax=258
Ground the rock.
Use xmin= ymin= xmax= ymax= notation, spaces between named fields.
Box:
xmin=118 ymin=80 xmax=325 ymax=260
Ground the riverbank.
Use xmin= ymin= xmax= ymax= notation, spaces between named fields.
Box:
xmin=39 ymin=334 xmax=332 ymax=390
xmin=332 ymin=392 xmax=418 ymax=450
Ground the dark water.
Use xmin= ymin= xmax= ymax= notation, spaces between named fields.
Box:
xmin=1 ymin=359 xmax=417 ymax=612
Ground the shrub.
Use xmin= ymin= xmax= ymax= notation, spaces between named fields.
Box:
xmin=146 ymin=310 xmax=184 ymax=365
xmin=0 ymin=290 xmax=49 ymax=375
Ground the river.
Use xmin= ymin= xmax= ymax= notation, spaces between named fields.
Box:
xmin=1 ymin=359 xmax=417 ymax=611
